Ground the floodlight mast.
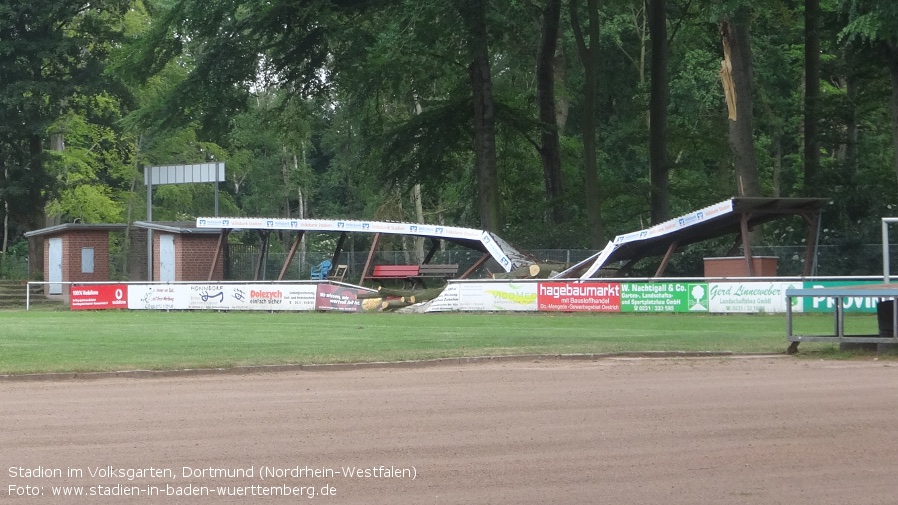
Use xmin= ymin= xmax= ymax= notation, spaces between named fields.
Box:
xmin=144 ymin=163 xmax=225 ymax=281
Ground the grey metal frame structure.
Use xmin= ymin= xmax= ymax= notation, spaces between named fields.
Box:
xmin=785 ymin=217 xmax=898 ymax=352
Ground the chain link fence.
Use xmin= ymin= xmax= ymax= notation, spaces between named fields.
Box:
xmin=5 ymin=242 xmax=898 ymax=282
xmin=224 ymin=243 xmax=898 ymax=282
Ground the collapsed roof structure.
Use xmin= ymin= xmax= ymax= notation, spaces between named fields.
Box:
xmin=195 ymin=217 xmax=534 ymax=281
xmin=555 ymin=197 xmax=830 ymax=279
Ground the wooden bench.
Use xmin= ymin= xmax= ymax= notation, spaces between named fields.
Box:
xmin=371 ymin=265 xmax=421 ymax=279
xmin=418 ymin=264 xmax=459 ymax=278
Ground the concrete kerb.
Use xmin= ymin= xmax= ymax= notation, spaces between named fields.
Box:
xmin=0 ymin=351 xmax=786 ymax=382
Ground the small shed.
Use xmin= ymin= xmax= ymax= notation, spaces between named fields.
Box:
xmin=133 ymin=221 xmax=225 ymax=282
xmin=23 ymin=223 xmax=127 ymax=298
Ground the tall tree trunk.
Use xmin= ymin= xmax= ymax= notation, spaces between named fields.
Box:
xmin=537 ymin=0 xmax=565 ymax=224
xmin=25 ymin=134 xmax=46 ymax=279
xmin=647 ymin=0 xmax=669 ymax=224
xmin=412 ymin=97 xmax=425 ymax=261
xmin=295 ymin=152 xmax=307 ymax=276
xmin=412 ymin=183 xmax=425 ymax=261
xmin=720 ymin=15 xmax=761 ymax=198
xmin=1 ymin=165 xmax=7 ymax=258
xmin=571 ymin=0 xmax=605 ymax=247
xmin=888 ymin=43 xmax=898 ymax=190
xmin=803 ymin=0 xmax=820 ymax=195
xmin=282 ymin=146 xmax=291 ymax=218
xmin=773 ymin=127 xmax=782 ymax=197
xmin=554 ymin=46 xmax=570 ymax=130
xmin=458 ymin=0 xmax=500 ymax=232
xmin=2 ymin=198 xmax=7 ymax=257
xmin=845 ymin=72 xmax=859 ymax=177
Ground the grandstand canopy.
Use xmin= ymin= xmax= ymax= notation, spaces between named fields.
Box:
xmin=195 ymin=217 xmax=534 ymax=282
xmin=557 ymin=197 xmax=829 ymax=279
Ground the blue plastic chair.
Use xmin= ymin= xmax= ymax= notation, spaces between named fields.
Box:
xmin=310 ymin=259 xmax=332 ymax=280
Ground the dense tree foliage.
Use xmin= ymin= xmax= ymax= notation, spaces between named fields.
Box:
xmin=3 ymin=0 xmax=898 ymax=277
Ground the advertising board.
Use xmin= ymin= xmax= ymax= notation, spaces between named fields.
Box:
xmin=427 ymin=283 xmax=537 ymax=312
xmin=70 ymin=284 xmax=128 ymax=310
xmin=537 ymin=282 xmax=621 ymax=312
xmin=799 ymin=281 xmax=882 ymax=313
xmin=620 ymin=282 xmax=706 ymax=313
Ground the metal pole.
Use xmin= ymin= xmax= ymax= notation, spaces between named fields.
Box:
xmin=214 ymin=161 xmax=223 ymax=216
xmin=147 ymin=179 xmax=153 ymax=281
xmin=785 ymin=295 xmax=792 ymax=337
xmin=883 ymin=219 xmax=890 ymax=284
xmin=811 ymin=215 xmax=822 ymax=277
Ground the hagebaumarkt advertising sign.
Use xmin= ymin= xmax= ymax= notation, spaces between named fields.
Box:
xmin=620 ymin=282 xmax=706 ymax=313
xmin=800 ymin=280 xmax=882 ymax=313
xmin=708 ymin=282 xmax=799 ymax=313
xmin=537 ymin=282 xmax=621 ymax=312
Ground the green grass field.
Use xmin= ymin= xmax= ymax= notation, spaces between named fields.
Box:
xmin=0 ymin=310 xmax=874 ymax=374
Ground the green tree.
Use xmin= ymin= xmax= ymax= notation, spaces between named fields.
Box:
xmin=648 ymin=0 xmax=670 ymax=223
xmin=570 ymin=0 xmax=605 ymax=245
xmin=0 ymin=0 xmax=130 ymax=276
xmin=719 ymin=7 xmax=762 ymax=198
xmin=841 ymin=0 xmax=898 ymax=188
xmin=536 ymin=0 xmax=566 ymax=224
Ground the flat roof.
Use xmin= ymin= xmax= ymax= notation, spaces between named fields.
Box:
xmin=23 ymin=223 xmax=127 ymax=238
xmin=133 ymin=221 xmax=222 ymax=234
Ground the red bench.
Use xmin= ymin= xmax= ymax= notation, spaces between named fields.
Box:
xmin=371 ymin=265 xmax=421 ymax=279
xmin=370 ymin=264 xmax=459 ymax=288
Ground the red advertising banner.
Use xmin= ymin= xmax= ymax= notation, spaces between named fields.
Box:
xmin=70 ymin=284 xmax=128 ymax=310
xmin=537 ymin=282 xmax=622 ymax=312
xmin=315 ymin=284 xmax=365 ymax=312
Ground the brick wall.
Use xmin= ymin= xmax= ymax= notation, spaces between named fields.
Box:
xmin=180 ymin=235 xmax=224 ymax=281
xmin=61 ymin=230 xmax=112 ymax=282
xmin=40 ymin=231 xmax=113 ymax=282
xmin=40 ymin=230 xmax=113 ymax=299
xmin=153 ymin=233 xmax=223 ymax=281
xmin=128 ymin=229 xmax=148 ymax=281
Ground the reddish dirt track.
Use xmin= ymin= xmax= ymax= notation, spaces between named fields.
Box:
xmin=2 ymin=357 xmax=898 ymax=504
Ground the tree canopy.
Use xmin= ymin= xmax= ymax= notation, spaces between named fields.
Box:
xmin=3 ymin=0 xmax=898 ymax=276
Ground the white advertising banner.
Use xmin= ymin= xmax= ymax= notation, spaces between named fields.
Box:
xmin=127 ymin=283 xmax=318 ymax=311
xmin=427 ymin=283 xmax=460 ymax=312
xmin=128 ymin=284 xmax=183 ymax=310
xmin=706 ymin=282 xmax=800 ymax=313
xmin=427 ymin=282 xmax=537 ymax=312
xmin=196 ymin=217 xmax=484 ymax=240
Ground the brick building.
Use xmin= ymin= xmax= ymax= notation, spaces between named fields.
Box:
xmin=133 ymin=222 xmax=225 ymax=282
xmin=23 ymin=224 xmax=127 ymax=299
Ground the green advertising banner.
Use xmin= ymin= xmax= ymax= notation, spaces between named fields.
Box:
xmin=620 ymin=282 xmax=709 ymax=313
xmin=800 ymin=280 xmax=882 ymax=313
